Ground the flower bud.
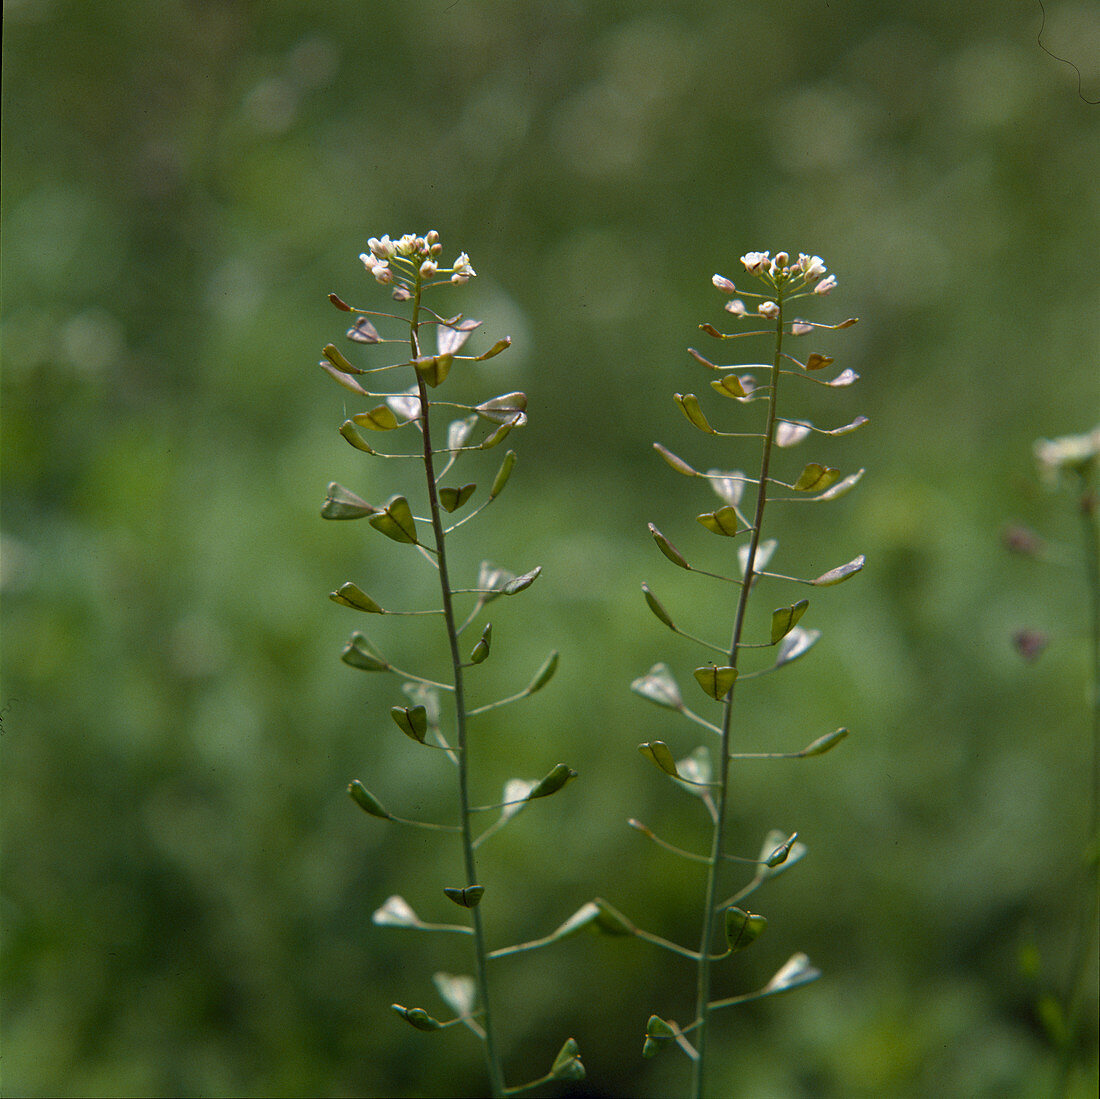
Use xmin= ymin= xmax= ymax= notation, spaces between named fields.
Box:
xmin=425 ymin=229 xmax=440 ymax=245
xmin=757 ymin=300 xmax=780 ymax=318
xmin=419 ymin=259 xmax=438 ymax=278
xmin=1013 ymin=628 xmax=1049 ymax=662
xmin=370 ymin=235 xmax=396 ymax=259
xmin=774 ymin=251 xmax=789 ymax=267
xmin=1002 ymin=524 xmax=1045 ymax=557
xmin=712 ymin=273 xmax=737 ymax=294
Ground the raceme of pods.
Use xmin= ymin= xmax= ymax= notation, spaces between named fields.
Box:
xmin=319 ymin=231 xmax=583 ymax=1098
xmin=590 ymin=251 xmax=866 ymax=1098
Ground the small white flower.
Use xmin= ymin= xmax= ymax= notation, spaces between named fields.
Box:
xmin=451 ymin=252 xmax=476 ymax=283
xmin=1034 ymin=426 xmax=1100 ymax=484
xmin=419 ymin=259 xmax=438 ymax=278
xmin=712 ymin=273 xmax=737 ymax=293
xmin=757 ymin=300 xmax=780 ymax=318
xmin=798 ymin=254 xmax=827 ymax=280
xmin=360 ymin=252 xmax=394 ymax=284
xmin=396 ymin=234 xmax=419 ymax=257
xmin=724 ymin=298 xmax=748 ymax=316
xmin=741 ymin=251 xmax=770 ymax=274
xmin=813 ymin=274 xmax=837 ymax=294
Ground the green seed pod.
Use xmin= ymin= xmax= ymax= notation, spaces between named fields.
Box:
xmin=348 ymin=781 xmax=391 ymax=820
xmin=391 ymin=1004 xmax=443 ymax=1031
xmin=443 ymin=885 xmax=485 ymax=908
xmin=469 ymin=623 xmax=492 ymax=665
xmin=693 ymin=664 xmax=737 ymax=700
xmin=526 ymin=763 xmax=577 ymax=800
xmin=390 ymin=705 xmax=428 ymax=743
xmin=724 ymin=907 xmax=767 ymax=952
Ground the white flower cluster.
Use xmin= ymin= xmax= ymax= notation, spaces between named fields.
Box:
xmin=711 ymin=251 xmax=837 ymax=318
xmin=1034 ymin=425 xmax=1100 ymax=486
xmin=358 ymin=230 xmax=476 ymax=288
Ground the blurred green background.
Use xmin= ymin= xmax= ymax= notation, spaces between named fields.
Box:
xmin=3 ymin=1 xmax=1099 ymax=1096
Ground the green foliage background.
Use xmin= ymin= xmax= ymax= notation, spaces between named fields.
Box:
xmin=3 ymin=1 xmax=1098 ymax=1095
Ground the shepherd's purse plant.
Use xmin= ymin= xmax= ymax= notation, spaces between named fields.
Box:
xmin=593 ymin=251 xmax=865 ymax=1097
xmin=1006 ymin=426 xmax=1100 ymax=1096
xmin=317 ymin=231 xmax=584 ymax=1097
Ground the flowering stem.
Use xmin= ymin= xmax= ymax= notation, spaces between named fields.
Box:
xmin=1053 ymin=475 xmax=1100 ymax=1098
xmin=410 ymin=277 xmax=506 ymax=1099
xmin=691 ymin=294 xmax=786 ymax=1099
xmin=1080 ymin=477 xmax=1099 ymax=843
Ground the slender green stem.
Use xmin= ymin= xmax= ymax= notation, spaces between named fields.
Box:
xmin=410 ymin=278 xmax=506 ymax=1099
xmin=1052 ymin=476 xmax=1100 ymax=1098
xmin=691 ymin=293 xmax=786 ymax=1099
xmin=1079 ymin=476 xmax=1099 ymax=843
